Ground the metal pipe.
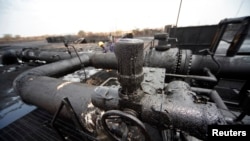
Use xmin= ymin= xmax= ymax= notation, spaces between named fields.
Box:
xmin=190 ymin=87 xmax=212 ymax=94
xmin=115 ymin=39 xmax=144 ymax=93
xmin=165 ymin=68 xmax=217 ymax=82
xmin=191 ymin=87 xmax=238 ymax=124
xmin=15 ymin=76 xmax=95 ymax=120
xmin=68 ymin=44 xmax=87 ymax=82
xmin=141 ymin=81 xmax=226 ymax=140
xmin=17 ymin=49 xmax=75 ymax=63
xmin=91 ymin=82 xmax=226 ymax=140
xmin=191 ymin=55 xmax=250 ymax=79
xmin=210 ymin=90 xmax=229 ymax=110
xmin=14 ymin=54 xmax=90 ymax=79
xmin=190 ymin=87 xmax=228 ymax=110
xmin=13 ymin=55 xmax=96 ymax=128
xmin=100 ymin=77 xmax=117 ymax=86
xmin=4 ymin=48 xmax=250 ymax=80
xmin=89 ymin=53 xmax=117 ymax=69
xmin=144 ymin=48 xmax=179 ymax=74
xmin=3 ymin=49 xmax=118 ymax=69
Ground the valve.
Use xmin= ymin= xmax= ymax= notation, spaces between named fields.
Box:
xmin=101 ymin=110 xmax=151 ymax=141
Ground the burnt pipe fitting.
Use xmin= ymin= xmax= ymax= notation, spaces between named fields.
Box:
xmin=91 ymin=86 xmax=120 ymax=111
xmin=144 ymin=48 xmax=179 ymax=74
xmin=91 ymin=81 xmax=226 ymax=139
xmin=140 ymin=81 xmax=226 ymax=139
xmin=114 ymin=39 xmax=144 ymax=94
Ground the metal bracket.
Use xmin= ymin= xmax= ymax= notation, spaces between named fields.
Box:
xmin=50 ymin=97 xmax=97 ymax=141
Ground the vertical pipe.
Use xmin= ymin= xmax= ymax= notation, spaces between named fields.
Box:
xmin=114 ymin=39 xmax=144 ymax=93
xmin=190 ymin=87 xmax=228 ymax=110
xmin=210 ymin=90 xmax=228 ymax=110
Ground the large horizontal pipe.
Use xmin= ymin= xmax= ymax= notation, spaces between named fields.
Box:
xmin=14 ymin=54 xmax=90 ymax=78
xmin=89 ymin=53 xmax=117 ymax=69
xmin=16 ymin=76 xmax=95 ymax=120
xmin=2 ymin=48 xmax=178 ymax=72
xmin=17 ymin=49 xmax=85 ymax=63
xmin=13 ymin=55 xmax=96 ymax=128
xmin=190 ymin=55 xmax=250 ymax=79
xmin=89 ymin=51 xmax=250 ymax=80
xmin=1 ymin=49 xmax=118 ymax=69
xmin=4 ymin=48 xmax=250 ymax=80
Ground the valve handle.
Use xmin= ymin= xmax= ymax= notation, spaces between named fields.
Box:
xmin=101 ymin=110 xmax=151 ymax=141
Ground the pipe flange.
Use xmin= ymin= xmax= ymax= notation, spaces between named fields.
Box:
xmin=172 ymin=50 xmax=179 ymax=74
xmin=176 ymin=50 xmax=192 ymax=74
xmin=187 ymin=53 xmax=192 ymax=75
xmin=175 ymin=50 xmax=182 ymax=74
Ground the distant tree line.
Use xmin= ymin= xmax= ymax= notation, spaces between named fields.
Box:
xmin=0 ymin=34 xmax=21 ymax=41
xmin=0 ymin=27 xmax=164 ymax=43
xmin=0 ymin=34 xmax=49 ymax=43
xmin=76 ymin=28 xmax=163 ymax=43
xmin=77 ymin=28 xmax=164 ymax=38
xmin=132 ymin=28 xmax=163 ymax=37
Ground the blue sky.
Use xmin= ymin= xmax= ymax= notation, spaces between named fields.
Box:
xmin=0 ymin=0 xmax=249 ymax=37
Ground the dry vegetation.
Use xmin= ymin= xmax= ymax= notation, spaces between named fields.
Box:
xmin=0 ymin=34 xmax=50 ymax=43
xmin=77 ymin=28 xmax=164 ymax=37
xmin=0 ymin=27 xmax=164 ymax=43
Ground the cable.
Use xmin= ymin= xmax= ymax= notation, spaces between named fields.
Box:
xmin=69 ymin=45 xmax=87 ymax=82
xmin=176 ymin=0 xmax=183 ymax=27
xmin=63 ymin=40 xmax=87 ymax=81
xmin=199 ymin=48 xmax=221 ymax=74
xmin=235 ymin=0 xmax=244 ymax=17
xmin=206 ymin=49 xmax=221 ymax=75
xmin=144 ymin=39 xmax=154 ymax=50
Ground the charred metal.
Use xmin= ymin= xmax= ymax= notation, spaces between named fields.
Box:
xmin=1 ymin=16 xmax=250 ymax=141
